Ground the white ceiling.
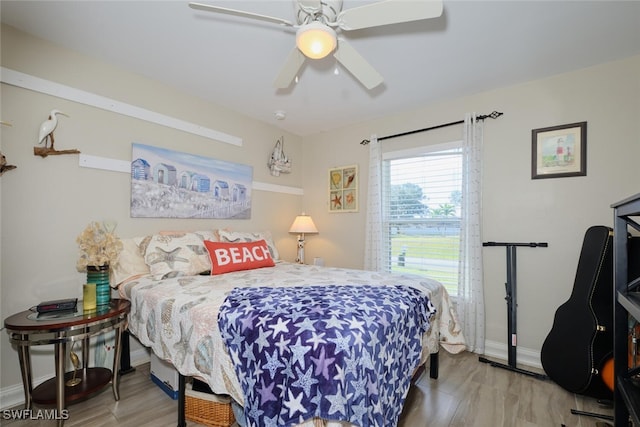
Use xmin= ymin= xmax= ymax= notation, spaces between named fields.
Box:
xmin=2 ymin=1 xmax=640 ymax=137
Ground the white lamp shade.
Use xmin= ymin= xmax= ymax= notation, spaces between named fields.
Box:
xmin=296 ymin=22 xmax=337 ymax=59
xmin=289 ymin=214 xmax=319 ymax=234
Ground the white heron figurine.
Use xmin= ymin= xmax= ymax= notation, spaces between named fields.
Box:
xmin=33 ymin=109 xmax=79 ymax=158
xmin=38 ymin=109 xmax=68 ymax=150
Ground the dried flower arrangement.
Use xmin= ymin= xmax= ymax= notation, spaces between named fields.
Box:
xmin=76 ymin=221 xmax=123 ymax=272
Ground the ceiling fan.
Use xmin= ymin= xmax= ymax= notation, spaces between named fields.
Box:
xmin=189 ymin=0 xmax=443 ymax=90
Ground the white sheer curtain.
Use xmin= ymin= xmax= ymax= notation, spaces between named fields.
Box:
xmin=458 ymin=113 xmax=485 ymax=353
xmin=364 ymin=120 xmax=485 ymax=352
xmin=364 ymin=135 xmax=383 ymax=271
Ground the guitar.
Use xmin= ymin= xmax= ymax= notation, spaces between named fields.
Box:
xmin=600 ymin=323 xmax=640 ymax=391
xmin=541 ymin=226 xmax=614 ymax=400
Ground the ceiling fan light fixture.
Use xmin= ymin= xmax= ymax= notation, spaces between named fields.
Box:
xmin=296 ymin=22 xmax=337 ymax=59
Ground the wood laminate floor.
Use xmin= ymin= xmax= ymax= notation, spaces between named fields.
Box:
xmin=3 ymin=350 xmax=614 ymax=426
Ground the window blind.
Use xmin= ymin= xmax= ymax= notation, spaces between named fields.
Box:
xmin=382 ymin=146 xmax=462 ymax=294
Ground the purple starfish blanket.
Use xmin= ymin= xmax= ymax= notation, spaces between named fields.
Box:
xmin=218 ymin=284 xmax=436 ymax=427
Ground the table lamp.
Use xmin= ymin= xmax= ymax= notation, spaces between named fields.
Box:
xmin=289 ymin=213 xmax=318 ymax=264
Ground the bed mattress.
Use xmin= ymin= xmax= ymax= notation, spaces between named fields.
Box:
xmin=119 ymin=262 xmax=466 ymax=409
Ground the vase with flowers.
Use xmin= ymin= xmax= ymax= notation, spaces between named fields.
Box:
xmin=76 ymin=221 xmax=122 ymax=307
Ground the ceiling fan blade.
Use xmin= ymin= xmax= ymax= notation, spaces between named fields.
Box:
xmin=274 ymin=48 xmax=306 ymax=89
xmin=333 ymin=39 xmax=383 ymax=90
xmin=189 ymin=2 xmax=294 ymax=27
xmin=337 ymin=0 xmax=443 ymax=31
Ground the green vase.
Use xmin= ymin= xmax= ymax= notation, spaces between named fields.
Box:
xmin=87 ymin=265 xmax=110 ymax=306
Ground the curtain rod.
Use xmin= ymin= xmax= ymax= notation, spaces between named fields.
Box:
xmin=360 ymin=110 xmax=503 ymax=145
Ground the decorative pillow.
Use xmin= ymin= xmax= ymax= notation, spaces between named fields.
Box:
xmin=217 ymin=230 xmax=280 ymax=260
xmin=111 ymin=236 xmax=149 ymax=287
xmin=143 ymin=232 xmax=213 ymax=280
xmin=159 ymin=230 xmax=218 ymax=241
xmin=204 ymin=239 xmax=275 ymax=275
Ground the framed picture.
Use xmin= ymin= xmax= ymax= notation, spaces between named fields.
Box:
xmin=131 ymin=143 xmax=253 ymax=218
xmin=531 ymin=121 xmax=587 ymax=179
xmin=329 ymin=165 xmax=358 ymax=212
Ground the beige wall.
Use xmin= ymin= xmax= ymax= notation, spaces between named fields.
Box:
xmin=2 ymin=20 xmax=640 ymax=403
xmin=302 ymin=54 xmax=640 ymax=361
xmin=0 ymin=24 xmax=304 ymax=392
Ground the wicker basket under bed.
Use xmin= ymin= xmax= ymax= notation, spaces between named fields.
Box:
xmin=185 ymin=382 xmax=236 ymax=427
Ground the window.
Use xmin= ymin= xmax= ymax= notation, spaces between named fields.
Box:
xmin=382 ymin=142 xmax=462 ymax=295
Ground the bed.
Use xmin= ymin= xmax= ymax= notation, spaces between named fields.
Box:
xmin=114 ymin=230 xmax=466 ymax=426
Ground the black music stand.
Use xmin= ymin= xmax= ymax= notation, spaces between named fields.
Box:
xmin=479 ymin=241 xmax=548 ymax=380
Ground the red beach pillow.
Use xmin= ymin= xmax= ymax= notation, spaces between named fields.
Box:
xmin=204 ymin=239 xmax=275 ymax=275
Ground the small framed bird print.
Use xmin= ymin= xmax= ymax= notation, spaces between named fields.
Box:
xmin=329 ymin=164 xmax=358 ymax=213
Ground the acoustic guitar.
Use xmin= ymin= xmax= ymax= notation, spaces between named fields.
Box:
xmin=541 ymin=226 xmax=614 ymax=400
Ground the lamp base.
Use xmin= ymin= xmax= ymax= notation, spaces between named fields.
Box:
xmin=296 ymin=235 xmax=305 ymax=264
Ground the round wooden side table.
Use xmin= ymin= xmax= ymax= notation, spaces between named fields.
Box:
xmin=4 ymin=299 xmax=130 ymax=426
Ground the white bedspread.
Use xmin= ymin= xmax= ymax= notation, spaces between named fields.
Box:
xmin=119 ymin=262 xmax=466 ymax=408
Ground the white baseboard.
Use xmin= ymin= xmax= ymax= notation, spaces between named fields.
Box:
xmin=0 ymin=348 xmax=151 ymax=410
xmin=130 ymin=347 xmax=152 ymax=367
xmin=0 ymin=382 xmax=32 ymax=412
xmin=482 ymin=339 xmax=543 ymax=369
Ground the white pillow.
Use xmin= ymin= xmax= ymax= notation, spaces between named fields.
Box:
xmin=111 ymin=236 xmax=149 ymax=287
xmin=142 ymin=232 xmax=213 ymax=279
xmin=217 ymin=230 xmax=280 ymax=260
